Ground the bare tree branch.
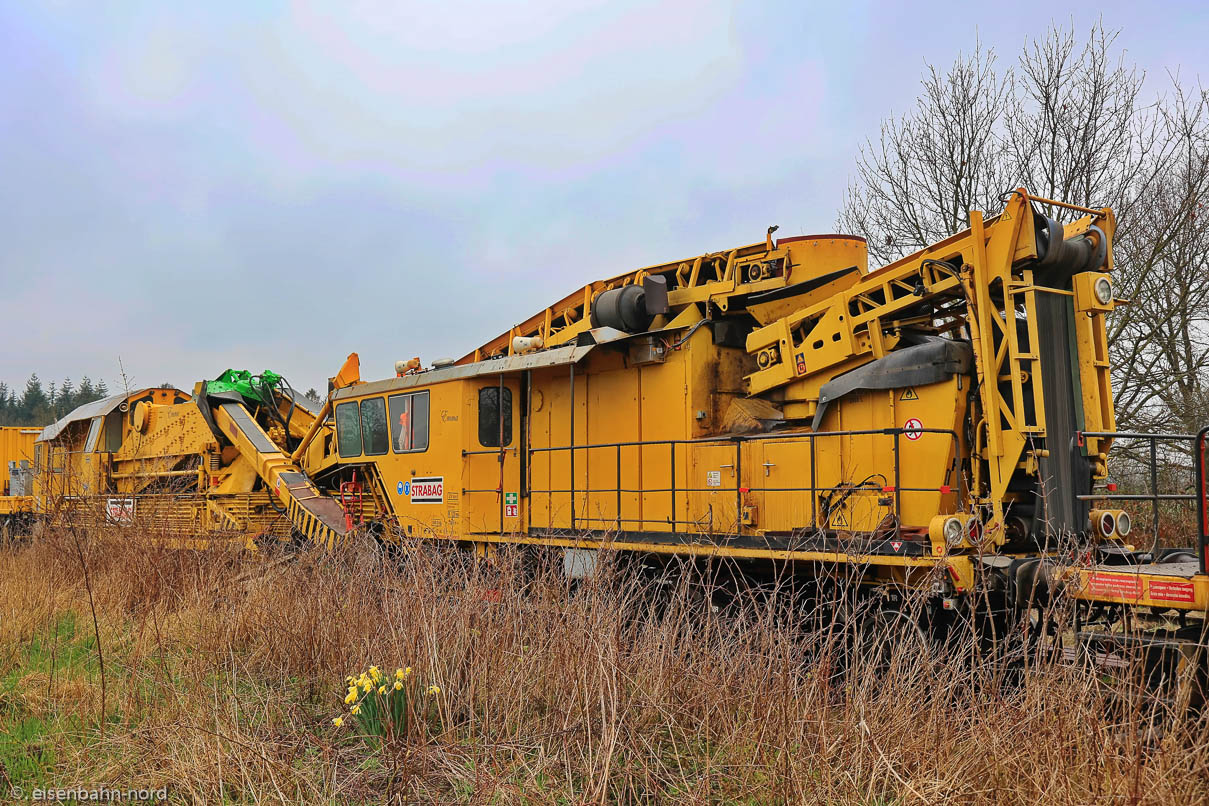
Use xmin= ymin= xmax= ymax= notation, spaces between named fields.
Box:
xmin=836 ymin=21 xmax=1209 ymax=433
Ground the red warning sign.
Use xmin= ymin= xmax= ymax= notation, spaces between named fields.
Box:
xmin=1148 ymin=579 xmax=1196 ymax=603
xmin=1086 ymin=573 xmax=1143 ymax=600
xmin=903 ymin=418 xmax=923 ymax=441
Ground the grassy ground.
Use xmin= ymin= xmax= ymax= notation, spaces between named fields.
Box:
xmin=1 ymin=525 xmax=1207 ymax=804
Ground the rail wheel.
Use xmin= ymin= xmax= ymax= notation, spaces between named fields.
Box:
xmin=853 ymin=601 xmax=938 ymax=678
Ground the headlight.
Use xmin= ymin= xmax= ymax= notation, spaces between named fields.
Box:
xmin=1116 ymin=510 xmax=1131 ymax=537
xmin=943 ymin=516 xmax=965 ymax=548
xmin=1094 ymin=276 xmax=1113 ymax=305
xmin=1098 ymin=510 xmax=1116 ymax=537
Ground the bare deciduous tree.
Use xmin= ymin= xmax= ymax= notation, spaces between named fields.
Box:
xmin=840 ymin=42 xmax=1011 ymax=267
xmin=837 ymin=21 xmax=1209 ymax=433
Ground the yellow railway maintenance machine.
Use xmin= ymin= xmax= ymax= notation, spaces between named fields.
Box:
xmin=0 ymin=426 xmax=40 ymax=527
xmin=19 ymin=189 xmax=1208 ymax=684
xmin=307 ymin=189 xmax=1206 ymax=677
xmin=28 ymin=374 xmax=362 ymax=545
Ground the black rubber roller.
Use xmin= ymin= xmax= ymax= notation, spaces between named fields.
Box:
xmin=1034 ymin=214 xmax=1107 ymax=287
xmin=590 ymin=285 xmax=653 ymax=333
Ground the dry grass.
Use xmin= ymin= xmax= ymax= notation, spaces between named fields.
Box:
xmin=1 ymin=524 xmax=1208 ymax=805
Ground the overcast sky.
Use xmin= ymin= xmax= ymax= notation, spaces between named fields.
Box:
xmin=1 ymin=1 xmax=1206 ymax=395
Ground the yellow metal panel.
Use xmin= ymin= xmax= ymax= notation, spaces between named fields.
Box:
xmin=585 ymin=362 xmax=639 ymax=531
xmin=0 ymin=426 xmax=38 ymax=497
xmin=637 ymin=357 xmax=689 ymax=531
xmin=755 ymin=438 xmax=816 ymax=531
xmin=687 ymin=443 xmax=740 ymax=534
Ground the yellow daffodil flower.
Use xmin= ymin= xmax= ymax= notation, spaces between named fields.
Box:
xmin=395 ymin=668 xmax=405 ymax=680
xmin=426 ymin=685 xmax=440 ymax=695
xmin=351 ymin=704 xmax=361 ymax=715
xmin=393 ymin=681 xmax=403 ymax=691
xmin=344 ymin=690 xmax=357 ymax=705
xmin=377 ymin=685 xmax=386 ymax=695
xmin=333 ymin=716 xmax=343 ymax=727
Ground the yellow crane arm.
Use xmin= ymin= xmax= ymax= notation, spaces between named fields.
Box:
xmin=211 ymin=402 xmax=350 ymax=547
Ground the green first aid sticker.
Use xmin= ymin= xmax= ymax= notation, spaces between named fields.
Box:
xmin=505 ymin=492 xmax=518 ymax=505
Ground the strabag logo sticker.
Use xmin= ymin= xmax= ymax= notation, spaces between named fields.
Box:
xmin=409 ymin=477 xmax=444 ymax=504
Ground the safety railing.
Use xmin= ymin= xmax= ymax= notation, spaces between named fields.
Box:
xmin=522 ymin=426 xmax=962 ymax=536
xmin=1077 ymin=430 xmax=1201 ymax=555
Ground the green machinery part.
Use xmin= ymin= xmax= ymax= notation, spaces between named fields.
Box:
xmin=205 ymin=369 xmax=284 ymax=406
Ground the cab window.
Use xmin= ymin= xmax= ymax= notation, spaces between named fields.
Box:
xmin=389 ymin=391 xmax=430 ymax=453
xmin=478 ymin=386 xmax=512 ymax=448
xmin=105 ymin=414 xmax=123 ymax=452
xmin=84 ymin=417 xmax=102 ymax=453
xmin=361 ymin=397 xmax=388 ymax=456
xmin=336 ymin=401 xmax=363 ymax=457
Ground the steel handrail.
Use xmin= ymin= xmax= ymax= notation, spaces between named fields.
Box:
xmin=516 ymin=426 xmax=961 ymax=535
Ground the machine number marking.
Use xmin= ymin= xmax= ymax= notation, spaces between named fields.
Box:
xmin=1148 ymin=579 xmax=1195 ymax=603
xmin=505 ymin=492 xmax=518 ymax=518
xmin=706 ymin=471 xmax=721 ymax=488
xmin=903 ymin=418 xmax=923 ymax=440
xmin=410 ymin=477 xmax=443 ymax=504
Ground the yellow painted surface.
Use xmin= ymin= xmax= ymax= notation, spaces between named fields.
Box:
xmin=0 ymin=427 xmax=38 ymax=476
xmin=0 ymin=426 xmax=39 ymax=512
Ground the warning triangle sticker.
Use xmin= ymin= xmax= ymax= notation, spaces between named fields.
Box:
xmin=1000 ymin=210 xmax=1012 ymax=221
xmin=890 ymin=540 xmax=903 ymax=552
xmin=900 ymin=387 xmax=919 ymax=401
xmin=833 ymin=510 xmax=848 ymax=528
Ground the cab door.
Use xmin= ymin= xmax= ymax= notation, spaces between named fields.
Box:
xmin=464 ymin=379 xmax=522 ymax=535
xmin=75 ymin=416 xmax=103 ymax=497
